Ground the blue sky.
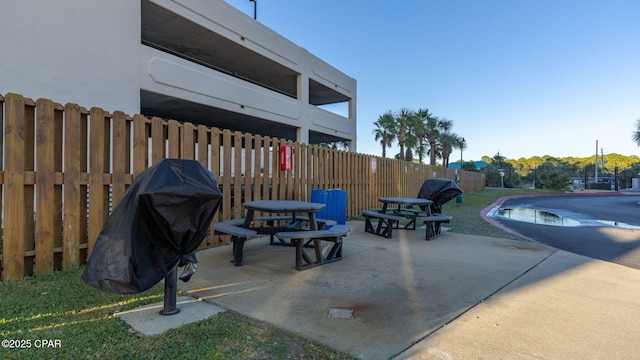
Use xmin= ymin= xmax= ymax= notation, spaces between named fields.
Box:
xmin=226 ymin=0 xmax=640 ymax=162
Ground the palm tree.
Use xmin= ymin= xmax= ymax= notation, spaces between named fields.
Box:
xmin=395 ymin=108 xmax=414 ymax=161
xmin=317 ymin=141 xmax=350 ymax=150
xmin=428 ymin=138 xmax=444 ymax=166
xmin=426 ymin=115 xmax=453 ymax=166
xmin=633 ymin=118 xmax=640 ymax=146
xmin=439 ymin=131 xmax=465 ymax=168
xmin=492 ymin=152 xmax=506 ymax=168
xmin=373 ymin=111 xmax=396 ymax=158
xmin=412 ymin=109 xmax=431 ymax=164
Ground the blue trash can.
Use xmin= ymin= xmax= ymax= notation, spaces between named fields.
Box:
xmin=311 ymin=189 xmax=347 ymax=228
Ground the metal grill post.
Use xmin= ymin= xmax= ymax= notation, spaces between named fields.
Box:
xmin=159 ymin=268 xmax=180 ymax=315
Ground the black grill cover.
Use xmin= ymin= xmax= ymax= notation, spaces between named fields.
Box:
xmin=82 ymin=159 xmax=222 ymax=294
xmin=417 ymin=178 xmax=463 ymax=213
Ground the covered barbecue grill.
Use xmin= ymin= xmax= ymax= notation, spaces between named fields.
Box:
xmin=417 ymin=178 xmax=463 ymax=213
xmin=82 ymin=159 xmax=222 ymax=297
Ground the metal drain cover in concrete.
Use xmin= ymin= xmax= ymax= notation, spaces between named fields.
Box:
xmin=328 ymin=307 xmax=354 ymax=319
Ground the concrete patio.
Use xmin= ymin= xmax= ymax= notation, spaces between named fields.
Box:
xmin=119 ymin=220 xmax=640 ymax=359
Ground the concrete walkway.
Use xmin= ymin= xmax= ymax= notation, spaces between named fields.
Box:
xmin=121 ymin=221 xmax=640 ymax=359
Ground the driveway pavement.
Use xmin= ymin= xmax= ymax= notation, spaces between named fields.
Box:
xmin=486 ymin=192 xmax=640 ymax=269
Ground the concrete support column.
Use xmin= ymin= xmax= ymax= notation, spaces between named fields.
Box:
xmin=348 ymin=97 xmax=357 ymax=151
xmin=296 ymin=73 xmax=310 ymax=144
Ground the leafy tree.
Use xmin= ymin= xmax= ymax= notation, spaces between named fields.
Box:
xmin=538 ymin=169 xmax=570 ymax=189
xmin=517 ymin=156 xmax=545 ymax=186
xmin=480 ymin=152 xmax=522 ymax=188
xmin=602 ymin=153 xmax=638 ymax=173
xmin=461 ymin=161 xmax=479 ymax=172
xmin=482 ymin=166 xmax=518 ymax=188
xmin=508 ymin=158 xmax=530 ymax=178
xmin=618 ymin=164 xmax=640 ymax=188
xmin=317 ymin=141 xmax=349 ymax=150
xmin=373 ymin=111 xmax=396 ymax=158
xmin=529 ymin=156 xmax=544 ymax=169
xmin=504 ymin=167 xmax=521 ymax=188
xmin=483 ymin=167 xmax=502 ymax=187
xmin=522 ymin=157 xmax=572 ymax=189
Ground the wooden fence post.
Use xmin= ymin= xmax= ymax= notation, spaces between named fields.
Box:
xmin=63 ymin=103 xmax=87 ymax=269
xmin=151 ymin=117 xmax=165 ymax=164
xmin=243 ymin=132 xmax=253 ymax=203
xmin=221 ymin=129 xmax=232 ymax=221
xmin=35 ymin=98 xmax=63 ymax=274
xmin=88 ymin=107 xmax=110 ymax=256
xmin=262 ymin=136 xmax=271 ymax=200
xmin=3 ymin=94 xmax=28 ymax=279
xmin=233 ymin=131 xmax=242 ymax=218
xmin=167 ymin=119 xmax=180 ymax=158
xmin=111 ymin=111 xmax=129 ymax=206
xmin=133 ymin=114 xmax=149 ymax=177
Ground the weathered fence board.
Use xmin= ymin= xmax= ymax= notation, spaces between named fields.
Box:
xmin=88 ymin=107 xmax=110 ymax=256
xmin=111 ymin=111 xmax=129 ymax=206
xmin=4 ymin=94 xmax=29 ymax=278
xmin=62 ymin=103 xmax=87 ymax=269
xmin=35 ymin=99 xmax=63 ymax=274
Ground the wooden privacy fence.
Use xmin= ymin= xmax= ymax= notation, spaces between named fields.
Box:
xmin=0 ymin=93 xmax=484 ymax=280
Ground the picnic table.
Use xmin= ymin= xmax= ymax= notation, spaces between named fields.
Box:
xmin=213 ymin=200 xmax=351 ymax=270
xmin=379 ymin=197 xmax=433 ymax=223
xmin=362 ymin=197 xmax=451 ymax=240
xmin=243 ymin=200 xmax=325 ymax=230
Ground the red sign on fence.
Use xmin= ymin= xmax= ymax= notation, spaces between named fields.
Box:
xmin=280 ymin=144 xmax=293 ymax=170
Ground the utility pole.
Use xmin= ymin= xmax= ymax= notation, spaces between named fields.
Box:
xmin=249 ymin=0 xmax=257 ymax=20
xmin=595 ymin=140 xmax=598 ymax=183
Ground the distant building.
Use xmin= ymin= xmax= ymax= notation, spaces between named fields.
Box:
xmin=448 ymin=161 xmax=489 ymax=169
xmin=0 ymin=0 xmax=357 ymax=149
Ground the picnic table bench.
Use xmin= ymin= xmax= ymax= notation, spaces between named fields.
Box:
xmin=254 ymin=215 xmax=337 ymax=245
xmin=275 ymin=224 xmax=351 ymax=270
xmin=213 ymin=219 xmax=260 ymax=266
xmin=415 ymin=214 xmax=452 ymax=240
xmin=362 ymin=210 xmax=405 ymax=238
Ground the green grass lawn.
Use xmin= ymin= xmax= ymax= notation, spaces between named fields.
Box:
xmin=0 ymin=269 xmax=355 ymax=360
xmin=1 ymin=188 xmax=558 ymax=359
